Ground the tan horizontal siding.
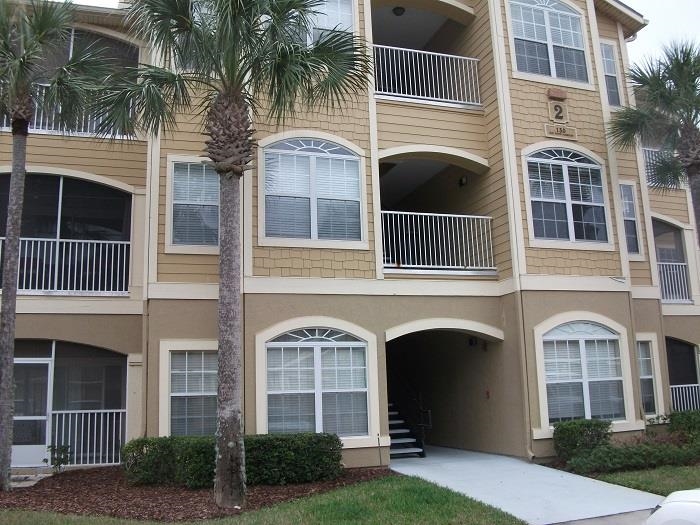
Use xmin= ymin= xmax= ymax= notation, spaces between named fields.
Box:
xmin=649 ymin=189 xmax=691 ymax=225
xmin=0 ymin=133 xmax=147 ymax=189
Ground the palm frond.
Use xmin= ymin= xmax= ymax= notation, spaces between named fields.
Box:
xmin=42 ymin=40 xmax=115 ymax=131
xmin=647 ymin=153 xmax=686 ymax=191
xmin=24 ymin=0 xmax=73 ymax=48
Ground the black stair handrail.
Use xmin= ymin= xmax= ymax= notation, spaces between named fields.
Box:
xmin=389 ymin=370 xmax=432 ymax=449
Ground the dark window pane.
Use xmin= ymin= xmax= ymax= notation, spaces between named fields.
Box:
xmin=317 ymin=199 xmax=361 ymax=240
xmin=605 ymin=75 xmax=621 ymax=106
xmin=265 ymin=195 xmax=311 ymax=239
xmin=553 ymin=46 xmax=588 ymax=82
xmin=515 ymin=38 xmax=551 ymax=76
xmin=173 ymin=204 xmax=219 ymax=245
xmin=60 ymin=178 xmax=131 ymax=240
xmin=532 ymin=201 xmax=568 ymax=239
xmin=640 ymin=378 xmax=656 ymax=415
xmin=572 ymin=204 xmax=607 ymax=241
xmin=624 ymin=220 xmax=639 ymax=254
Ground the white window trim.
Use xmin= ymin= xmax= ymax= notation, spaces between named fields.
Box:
xmin=619 ymin=180 xmax=645 ymax=261
xmin=257 ymin=131 xmax=369 ymax=250
xmin=306 ymin=0 xmax=358 ymax=44
xmin=636 ymin=333 xmax=664 ymax=418
xmin=522 ymin=144 xmax=615 ymax=251
xmin=505 ymin=0 xmax=595 ymax=90
xmin=600 ymin=39 xmax=624 ymax=108
xmin=532 ymin=311 xmax=643 ymax=440
xmin=255 ymin=317 xmax=384 ymax=449
xmin=165 ymin=155 xmax=220 ymax=255
xmin=158 ymin=339 xmax=218 ymax=436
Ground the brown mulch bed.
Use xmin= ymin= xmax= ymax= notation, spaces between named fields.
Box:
xmin=0 ymin=466 xmax=394 ymax=521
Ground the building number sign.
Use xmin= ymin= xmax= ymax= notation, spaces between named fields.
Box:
xmin=545 ymin=100 xmax=577 ymax=140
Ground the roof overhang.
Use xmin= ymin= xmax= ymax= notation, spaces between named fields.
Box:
xmin=594 ymin=0 xmax=647 ymax=39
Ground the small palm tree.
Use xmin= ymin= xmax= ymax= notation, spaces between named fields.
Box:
xmin=0 ymin=0 xmax=114 ymax=491
xmin=609 ymin=42 xmax=700 ymax=239
xmin=96 ymin=0 xmax=371 ymax=508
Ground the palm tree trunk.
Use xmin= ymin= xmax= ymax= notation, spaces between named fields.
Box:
xmin=0 ymin=119 xmax=29 ymax=491
xmin=689 ymin=166 xmax=700 ymax=245
xmin=214 ymin=172 xmax=246 ymax=508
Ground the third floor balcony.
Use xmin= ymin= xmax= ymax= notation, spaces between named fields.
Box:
xmin=372 ymin=0 xmax=481 ymax=108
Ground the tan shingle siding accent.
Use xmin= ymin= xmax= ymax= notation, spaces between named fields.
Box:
xmin=649 ymin=189 xmax=691 ymax=225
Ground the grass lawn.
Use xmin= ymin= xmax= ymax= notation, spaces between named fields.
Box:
xmin=598 ymin=465 xmax=700 ymax=496
xmin=0 ymin=475 xmax=525 ymax=525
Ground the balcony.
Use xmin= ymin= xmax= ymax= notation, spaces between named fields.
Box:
xmin=381 ymin=211 xmax=495 ymax=274
xmin=373 ymin=45 xmax=481 ymax=106
xmin=658 ymin=262 xmax=692 ymax=303
xmin=1 ymin=238 xmax=130 ymax=295
xmin=671 ymin=384 xmax=700 ymax=412
xmin=0 ymin=84 xmax=127 ymax=138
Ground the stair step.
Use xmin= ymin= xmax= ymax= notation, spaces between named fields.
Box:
xmin=389 ymin=428 xmax=410 ymax=434
xmin=390 ymin=447 xmax=424 ymax=456
xmin=389 ymin=419 xmax=405 ymax=425
xmin=388 ymin=411 xmax=399 ymax=416
xmin=390 ymin=437 xmax=417 ymax=444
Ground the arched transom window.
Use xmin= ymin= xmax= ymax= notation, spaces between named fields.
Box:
xmin=263 ymin=139 xmax=361 ymax=241
xmin=528 ymin=149 xmax=608 ymax=242
xmin=510 ymin=0 xmax=588 ymax=82
xmin=266 ymin=328 xmax=368 ymax=437
xmin=543 ymin=321 xmax=624 ymax=423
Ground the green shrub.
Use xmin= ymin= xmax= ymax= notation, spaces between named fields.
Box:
xmin=567 ymin=441 xmax=700 ymax=474
xmin=669 ymin=411 xmax=700 ymax=441
xmin=122 ymin=433 xmax=343 ymax=488
xmin=174 ymin=436 xmax=216 ymax=489
xmin=553 ymin=419 xmax=611 ymax=461
xmin=246 ymin=433 xmax=343 ymax=485
xmin=121 ymin=437 xmax=177 ymax=485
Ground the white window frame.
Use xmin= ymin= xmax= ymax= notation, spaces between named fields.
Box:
xmin=600 ymin=40 xmax=623 ymax=107
xmin=533 ymin=312 xmax=642 ymax=439
xmin=169 ymin=349 xmax=218 ymax=436
xmin=543 ymin=322 xmax=624 ymax=423
xmin=255 ymin=317 xmax=383 ymax=449
xmin=158 ymin=339 xmax=218 ymax=436
xmin=506 ymin=0 xmax=594 ymax=90
xmin=266 ymin=330 xmax=369 ymax=437
xmin=523 ymin=146 xmax=614 ymax=251
xmin=165 ymin=155 xmax=220 ymax=255
xmin=257 ymin=132 xmax=369 ymax=250
xmin=619 ymin=181 xmax=644 ymax=260
xmin=635 ymin=333 xmax=664 ymax=418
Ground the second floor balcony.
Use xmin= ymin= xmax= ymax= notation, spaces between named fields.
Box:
xmin=381 ymin=210 xmax=494 ymax=273
xmin=0 ymin=173 xmax=132 ymax=297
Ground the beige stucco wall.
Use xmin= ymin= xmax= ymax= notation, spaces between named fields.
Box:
xmin=16 ymin=313 xmax=143 ymax=356
xmin=663 ymin=315 xmax=700 ymax=347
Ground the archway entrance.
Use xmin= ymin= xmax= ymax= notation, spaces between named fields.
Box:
xmin=386 ymin=327 xmax=506 ymax=458
xmin=666 ymin=337 xmax=700 ymax=412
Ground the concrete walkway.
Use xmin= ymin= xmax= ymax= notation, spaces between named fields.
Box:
xmin=390 ymin=447 xmax=661 ymax=525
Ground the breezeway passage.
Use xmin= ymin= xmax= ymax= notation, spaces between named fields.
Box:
xmin=390 ymin=447 xmax=662 ymax=525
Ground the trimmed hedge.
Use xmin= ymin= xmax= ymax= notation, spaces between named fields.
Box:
xmin=669 ymin=410 xmax=700 ymax=441
xmin=553 ymin=419 xmax=611 ymax=461
xmin=567 ymin=441 xmax=700 ymax=474
xmin=122 ymin=433 xmax=343 ymax=488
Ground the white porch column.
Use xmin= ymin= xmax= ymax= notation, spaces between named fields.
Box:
xmin=126 ymin=354 xmax=144 ymax=441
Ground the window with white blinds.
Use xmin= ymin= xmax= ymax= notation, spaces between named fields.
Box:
xmin=544 ymin=321 xmax=625 ymax=424
xmin=528 ymin=149 xmax=608 ymax=243
xmin=637 ymin=341 xmax=656 ymax=415
xmin=600 ymin=42 xmax=621 ymax=107
xmin=264 ymin=139 xmax=361 ymax=241
xmin=510 ymin=0 xmax=588 ymax=82
xmin=170 ymin=351 xmax=217 ymax=436
xmin=619 ymin=184 xmax=640 ymax=254
xmin=267 ymin=328 xmax=368 ymax=437
xmin=171 ymin=162 xmax=219 ymax=246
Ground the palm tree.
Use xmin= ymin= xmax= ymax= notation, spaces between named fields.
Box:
xmin=0 ymin=0 xmax=114 ymax=491
xmin=609 ymin=41 xmax=700 ymax=240
xmin=96 ymin=0 xmax=371 ymax=508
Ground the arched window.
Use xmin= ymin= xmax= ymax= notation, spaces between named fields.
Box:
xmin=266 ymin=328 xmax=368 ymax=436
xmin=510 ymin=0 xmax=588 ymax=82
xmin=543 ymin=321 xmax=624 ymax=423
xmin=527 ymin=149 xmax=608 ymax=242
xmin=263 ymin=139 xmax=362 ymax=241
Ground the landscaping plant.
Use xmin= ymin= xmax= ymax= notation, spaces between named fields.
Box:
xmin=552 ymin=419 xmax=611 ymax=461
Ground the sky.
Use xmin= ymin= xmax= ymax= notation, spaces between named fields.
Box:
xmin=77 ymin=0 xmax=698 ymax=67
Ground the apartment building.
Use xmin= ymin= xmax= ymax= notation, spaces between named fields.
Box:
xmin=5 ymin=0 xmax=700 ymax=469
